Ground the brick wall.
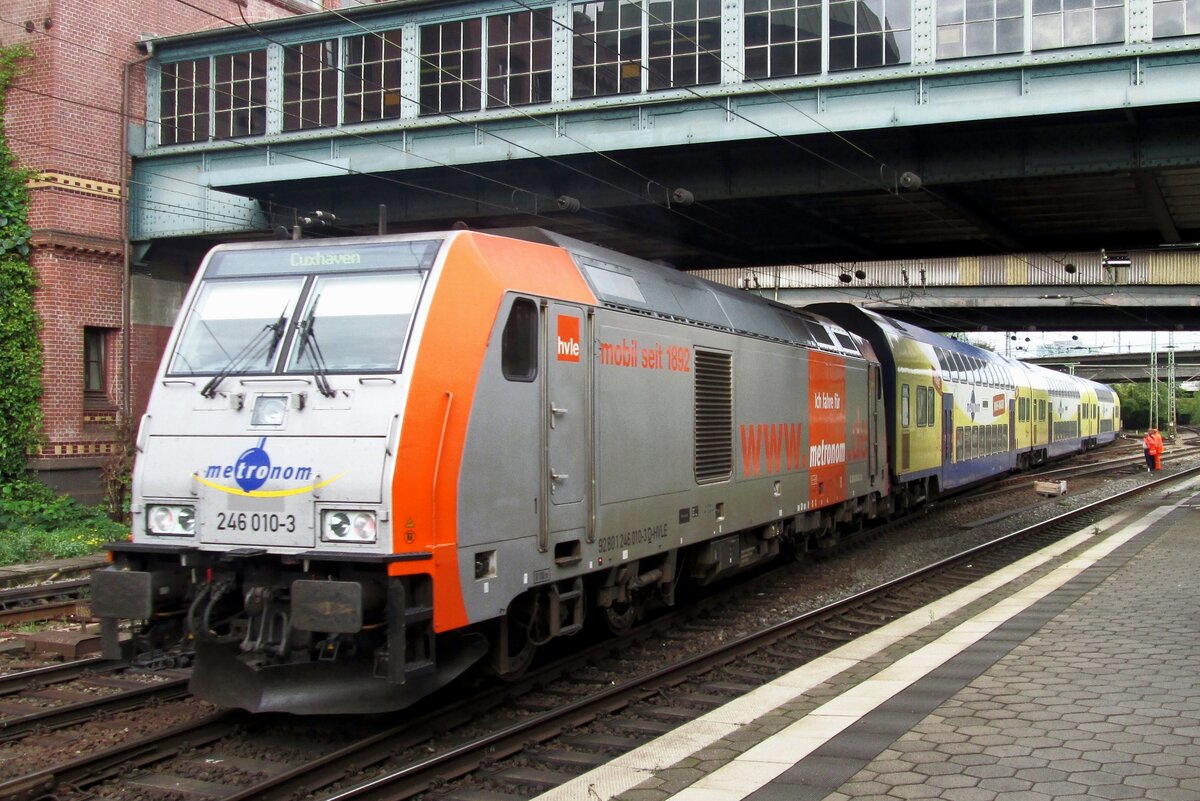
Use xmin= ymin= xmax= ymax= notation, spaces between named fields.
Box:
xmin=2 ymin=0 xmax=333 ymax=489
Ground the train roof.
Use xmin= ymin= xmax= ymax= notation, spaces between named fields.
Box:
xmin=491 ymin=228 xmax=865 ymax=359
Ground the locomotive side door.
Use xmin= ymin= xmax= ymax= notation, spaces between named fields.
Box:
xmin=543 ymin=303 xmax=591 ymax=546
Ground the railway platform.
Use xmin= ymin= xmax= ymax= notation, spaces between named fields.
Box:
xmin=536 ymin=474 xmax=1200 ymax=801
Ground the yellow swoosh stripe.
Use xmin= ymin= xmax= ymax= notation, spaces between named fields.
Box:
xmin=192 ymin=472 xmax=346 ymax=497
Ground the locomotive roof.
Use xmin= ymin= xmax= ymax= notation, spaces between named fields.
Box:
xmin=491 ymin=228 xmax=864 ymax=358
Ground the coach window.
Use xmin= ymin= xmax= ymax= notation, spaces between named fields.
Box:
xmin=952 ymin=353 xmax=967 ymax=381
xmin=901 ymin=383 xmax=911 ymax=428
xmin=502 ymin=298 xmax=539 ymax=381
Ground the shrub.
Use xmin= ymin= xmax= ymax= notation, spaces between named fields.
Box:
xmin=0 ymin=480 xmax=126 ymax=565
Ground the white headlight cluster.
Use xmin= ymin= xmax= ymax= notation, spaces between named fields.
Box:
xmin=321 ymin=510 xmax=377 ymax=543
xmin=147 ymin=504 xmax=196 ymax=535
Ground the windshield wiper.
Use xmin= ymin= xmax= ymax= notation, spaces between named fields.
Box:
xmin=295 ymin=298 xmax=336 ymax=398
xmin=200 ymin=313 xmax=288 ymax=398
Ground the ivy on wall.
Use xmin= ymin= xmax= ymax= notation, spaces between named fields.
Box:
xmin=0 ymin=44 xmax=42 ymax=481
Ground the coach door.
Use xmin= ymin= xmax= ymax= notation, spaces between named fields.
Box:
xmin=543 ymin=303 xmax=591 ymax=548
xmin=1008 ymin=399 xmax=1016 ymax=451
xmin=942 ymin=393 xmax=954 ymax=464
xmin=868 ymin=365 xmax=880 ymax=480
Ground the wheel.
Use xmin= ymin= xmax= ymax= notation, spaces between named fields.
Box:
xmin=602 ymin=598 xmax=640 ymax=636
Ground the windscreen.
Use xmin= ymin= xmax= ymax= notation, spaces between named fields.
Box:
xmin=286 ymin=273 xmax=424 ymax=372
xmin=169 ymin=278 xmax=305 ymax=375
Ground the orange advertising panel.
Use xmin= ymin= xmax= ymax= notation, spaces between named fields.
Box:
xmin=808 ymin=351 xmax=847 ymax=508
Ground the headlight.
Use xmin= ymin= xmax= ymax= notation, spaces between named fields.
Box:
xmin=147 ymin=504 xmax=196 ymax=535
xmin=322 ymin=510 xmax=377 ymax=543
xmin=252 ymin=394 xmax=289 ymax=426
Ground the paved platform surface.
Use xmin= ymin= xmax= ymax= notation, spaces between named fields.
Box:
xmin=537 ymin=475 xmax=1200 ymax=801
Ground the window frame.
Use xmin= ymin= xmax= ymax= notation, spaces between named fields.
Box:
xmin=502 ymin=297 xmax=540 ymax=382
xmin=84 ymin=327 xmax=113 ymax=410
xmin=743 ymin=0 xmax=822 ymax=79
xmin=283 ymin=39 xmax=341 ymax=131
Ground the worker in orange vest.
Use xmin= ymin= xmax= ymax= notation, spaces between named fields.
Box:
xmin=1152 ymin=428 xmax=1164 ymax=470
xmin=1143 ymin=428 xmax=1161 ymax=472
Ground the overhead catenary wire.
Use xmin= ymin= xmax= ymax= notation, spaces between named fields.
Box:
xmin=166 ymin=0 xmax=758 ymax=250
xmin=4 ymin=4 xmax=1166 ymax=331
xmin=2 ymin=12 xmax=589 ymax=229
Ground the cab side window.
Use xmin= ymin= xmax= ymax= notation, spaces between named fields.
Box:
xmin=502 ymin=298 xmax=538 ymax=382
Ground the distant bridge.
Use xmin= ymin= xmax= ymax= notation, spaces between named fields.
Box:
xmin=1026 ymin=350 xmax=1200 ymax=384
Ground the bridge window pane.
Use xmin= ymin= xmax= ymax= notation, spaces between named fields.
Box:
xmin=344 ymin=31 xmax=403 ymax=124
xmin=1095 ymin=4 xmax=1124 ymax=37
xmin=487 ymin=10 xmax=554 ymax=107
xmin=420 ymin=20 xmax=484 ymax=114
xmin=830 ymin=0 xmax=912 ymax=71
xmin=745 ymin=0 xmax=822 ymax=79
xmin=1033 ymin=0 xmax=1125 ymax=50
xmin=937 ymin=0 xmax=1023 ymax=58
xmin=646 ymin=0 xmax=722 ymax=90
xmin=1153 ymin=0 xmax=1200 ymax=36
xmin=573 ymin=0 xmax=643 ymax=98
xmin=283 ymin=40 xmax=340 ymax=130
xmin=996 ymin=16 xmax=1023 ymax=49
xmin=966 ymin=0 xmax=992 ymax=22
xmin=160 ymin=59 xmax=210 ymax=145
xmin=214 ymin=51 xmax=266 ymax=139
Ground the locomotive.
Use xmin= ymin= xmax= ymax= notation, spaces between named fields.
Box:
xmin=92 ymin=228 xmax=1119 ymax=714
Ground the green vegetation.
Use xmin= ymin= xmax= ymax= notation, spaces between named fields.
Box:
xmin=1114 ymin=382 xmax=1199 ymax=432
xmin=0 ymin=480 xmax=125 ymax=566
xmin=0 ymin=44 xmax=42 ymax=481
xmin=0 ymin=45 xmax=128 ymax=565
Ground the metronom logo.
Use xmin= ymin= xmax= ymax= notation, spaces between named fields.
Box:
xmin=194 ymin=438 xmax=340 ymax=497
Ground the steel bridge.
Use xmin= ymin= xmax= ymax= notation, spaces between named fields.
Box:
xmin=128 ymin=0 xmax=1200 ymax=328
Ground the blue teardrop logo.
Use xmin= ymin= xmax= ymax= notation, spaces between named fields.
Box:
xmin=234 ymin=438 xmax=272 ymax=492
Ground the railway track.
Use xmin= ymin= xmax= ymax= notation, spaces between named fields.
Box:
xmin=951 ymin=439 xmax=1199 ymax=514
xmin=296 ymin=464 xmax=1200 ymax=801
xmin=0 ymin=662 xmax=192 ymax=741
xmin=6 ymin=460 xmax=1194 ymax=801
xmin=0 ymin=578 xmax=92 ymax=627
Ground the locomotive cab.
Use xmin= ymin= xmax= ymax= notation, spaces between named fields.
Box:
xmin=92 ymin=235 xmax=495 ymax=713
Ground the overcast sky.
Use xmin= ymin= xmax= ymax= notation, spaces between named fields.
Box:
xmin=968 ymin=330 xmax=1200 ymax=358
